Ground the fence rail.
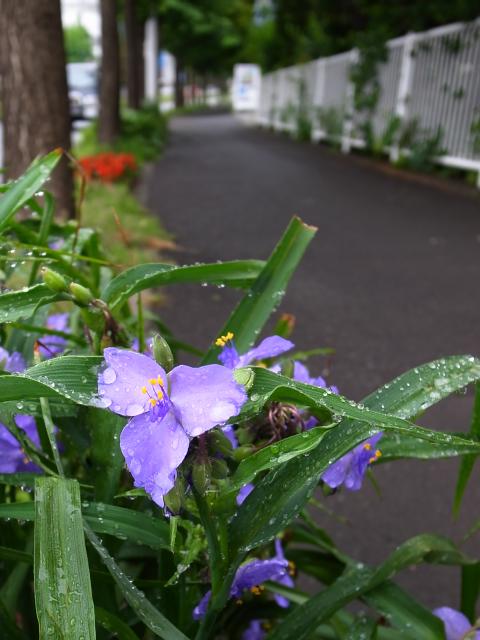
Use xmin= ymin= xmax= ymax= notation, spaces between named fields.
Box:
xmin=257 ymin=19 xmax=480 ymax=185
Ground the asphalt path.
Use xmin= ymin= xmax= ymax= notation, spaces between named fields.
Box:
xmin=144 ymin=113 xmax=480 ymax=608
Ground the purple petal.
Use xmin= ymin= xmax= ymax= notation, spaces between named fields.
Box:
xmin=293 ymin=361 xmax=326 ymax=388
xmin=99 ymin=348 xmax=166 ymax=417
xmin=232 ymin=558 xmax=288 ymax=597
xmin=120 ymin=411 xmax=189 ymax=507
xmin=273 ymin=538 xmax=294 ymax=607
xmin=223 ymin=425 xmax=238 ymax=449
xmin=169 ymin=364 xmax=247 ymax=437
xmin=433 ymin=607 xmax=478 ymax=640
xmin=218 ymin=343 xmax=240 ymax=369
xmin=238 ymin=336 xmax=294 ymax=367
xmin=193 ymin=590 xmax=212 ymax=620
xmin=39 ymin=313 xmax=70 ymax=359
xmin=322 ymin=433 xmax=383 ymax=491
xmin=236 ymin=483 xmax=254 ymax=505
xmin=242 ymin=620 xmax=266 ymax=640
xmin=0 ymin=347 xmax=26 ymax=373
xmin=0 ymin=415 xmax=41 ymax=473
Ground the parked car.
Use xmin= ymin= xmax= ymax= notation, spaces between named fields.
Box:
xmin=67 ymin=61 xmax=98 ymax=120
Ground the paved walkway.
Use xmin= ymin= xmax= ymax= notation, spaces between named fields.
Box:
xmin=145 ymin=113 xmax=480 ymax=606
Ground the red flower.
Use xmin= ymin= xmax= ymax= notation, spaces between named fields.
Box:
xmin=78 ymin=152 xmax=137 ymax=183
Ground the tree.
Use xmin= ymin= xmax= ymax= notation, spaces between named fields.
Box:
xmin=99 ymin=0 xmax=120 ymax=143
xmin=125 ymin=0 xmax=145 ymax=109
xmin=64 ymin=24 xmax=93 ymax=63
xmin=0 ymin=0 xmax=74 ymax=219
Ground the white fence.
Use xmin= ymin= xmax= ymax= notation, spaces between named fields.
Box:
xmin=257 ymin=19 xmax=480 ymax=185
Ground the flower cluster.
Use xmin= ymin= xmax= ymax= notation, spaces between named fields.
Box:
xmin=79 ymin=152 xmax=137 ymax=182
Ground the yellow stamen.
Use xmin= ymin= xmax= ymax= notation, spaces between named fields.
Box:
xmin=149 ymin=378 xmax=157 ymax=385
xmin=375 ymin=449 xmax=382 ymax=458
xmin=363 ymin=443 xmax=372 ymax=451
xmin=215 ymin=331 xmax=234 ymax=347
xmin=157 ymin=390 xmax=163 ymax=399
xmin=141 ymin=386 xmax=147 ymax=394
xmin=149 ymin=398 xmax=157 ymax=407
xmin=288 ymin=560 xmax=296 ymax=576
xmin=157 ymin=375 xmax=164 ymax=386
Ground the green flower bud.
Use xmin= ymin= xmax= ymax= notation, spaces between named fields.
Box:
xmin=192 ymin=462 xmax=211 ymax=495
xmin=164 ymin=477 xmax=185 ymax=515
xmin=69 ymin=282 xmax=94 ymax=305
xmin=41 ymin=267 xmax=68 ymax=292
xmin=211 ymin=458 xmax=229 ymax=479
xmin=80 ymin=306 xmax=105 ymax=333
xmin=209 ymin=429 xmax=233 ymax=457
xmin=152 ymin=334 xmax=174 ymax=372
xmin=231 ymin=444 xmax=255 ymax=462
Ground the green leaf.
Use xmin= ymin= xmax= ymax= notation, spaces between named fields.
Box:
xmin=267 ymin=534 xmax=461 ymax=640
xmin=378 ymin=431 xmax=480 ymax=460
xmin=0 ymin=501 xmax=171 ymax=551
xmin=84 ymin=524 xmax=188 ymax=640
xmin=95 ymin=607 xmax=141 ymax=640
xmin=0 ymin=150 xmax=61 ymax=233
xmin=461 ymin=562 xmax=480 ymax=621
xmin=202 ymin=217 xmax=317 ymax=364
xmin=0 ymin=284 xmax=66 ymax=323
xmin=34 ymin=477 xmax=95 ymax=639
xmin=454 ymin=382 xmax=480 ymax=514
xmin=86 ymin=408 xmax=126 ymax=503
xmin=0 ymin=355 xmax=102 ymax=405
xmin=102 ymin=260 xmax=266 ymax=309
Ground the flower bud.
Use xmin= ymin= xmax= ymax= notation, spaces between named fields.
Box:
xmin=211 ymin=458 xmax=229 ymax=479
xmin=164 ymin=477 xmax=185 ymax=515
xmin=231 ymin=445 xmax=255 ymax=462
xmin=152 ymin=334 xmax=174 ymax=372
xmin=41 ymin=267 xmax=68 ymax=292
xmin=192 ymin=462 xmax=211 ymax=495
xmin=69 ymin=282 xmax=94 ymax=305
xmin=274 ymin=313 xmax=296 ymax=338
xmin=209 ymin=429 xmax=233 ymax=457
xmin=80 ymin=306 xmax=105 ymax=333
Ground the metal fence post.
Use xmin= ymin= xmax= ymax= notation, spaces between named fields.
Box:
xmin=341 ymin=48 xmax=358 ymax=154
xmin=390 ymin=32 xmax=416 ymax=162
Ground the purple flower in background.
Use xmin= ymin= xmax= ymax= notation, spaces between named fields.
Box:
xmin=293 ymin=361 xmax=339 ymax=395
xmin=216 ymin=332 xmax=294 ymax=369
xmin=98 ymin=348 xmax=247 ymax=507
xmin=433 ymin=607 xmax=480 ymax=640
xmin=236 ymin=482 xmax=254 ymax=506
xmin=0 ymin=347 xmax=26 ymax=373
xmin=242 ymin=620 xmax=266 ymax=640
xmin=223 ymin=425 xmax=238 ymax=449
xmin=193 ymin=555 xmax=289 ymax=620
xmin=0 ymin=415 xmax=41 ymax=473
xmin=272 ymin=539 xmax=294 ymax=608
xmin=322 ymin=432 xmax=383 ymax=491
xmin=38 ymin=313 xmax=70 ymax=359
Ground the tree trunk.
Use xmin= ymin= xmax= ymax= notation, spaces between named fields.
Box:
xmin=0 ymin=0 xmax=74 ymax=219
xmin=175 ymin=59 xmax=185 ymax=108
xmin=99 ymin=0 xmax=120 ymax=143
xmin=125 ymin=0 xmax=144 ymax=109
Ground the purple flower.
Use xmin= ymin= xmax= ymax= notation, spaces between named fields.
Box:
xmin=223 ymin=425 xmax=238 ymax=449
xmin=433 ymin=607 xmax=480 ymax=640
xmin=0 ymin=347 xmax=26 ymax=373
xmin=293 ymin=361 xmax=339 ymax=394
xmin=98 ymin=348 xmax=247 ymax=507
xmin=193 ymin=555 xmax=289 ymax=620
xmin=243 ymin=620 xmax=266 ymax=640
xmin=38 ymin=313 xmax=70 ymax=359
xmin=236 ymin=482 xmax=254 ymax=505
xmin=216 ymin=333 xmax=294 ymax=369
xmin=322 ymin=432 xmax=383 ymax=491
xmin=0 ymin=415 xmax=41 ymax=473
xmin=272 ymin=539 xmax=294 ymax=608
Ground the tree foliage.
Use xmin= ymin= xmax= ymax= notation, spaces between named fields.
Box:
xmin=64 ymin=24 xmax=93 ymax=63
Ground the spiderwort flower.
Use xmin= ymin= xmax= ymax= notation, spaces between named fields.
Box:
xmin=242 ymin=620 xmax=266 ymax=640
xmin=236 ymin=482 xmax=254 ymax=505
xmin=322 ymin=432 xmax=383 ymax=491
xmin=38 ymin=313 xmax=70 ymax=359
xmin=98 ymin=348 xmax=247 ymax=507
xmin=0 ymin=347 xmax=26 ymax=373
xmin=272 ymin=539 xmax=295 ymax=607
xmin=433 ymin=607 xmax=480 ymax=640
xmin=216 ymin=332 xmax=294 ymax=369
xmin=193 ymin=555 xmax=289 ymax=620
xmin=0 ymin=415 xmax=41 ymax=473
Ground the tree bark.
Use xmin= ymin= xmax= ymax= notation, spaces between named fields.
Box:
xmin=0 ymin=0 xmax=74 ymax=219
xmin=175 ymin=59 xmax=185 ymax=108
xmin=125 ymin=0 xmax=144 ymax=109
xmin=99 ymin=0 xmax=120 ymax=143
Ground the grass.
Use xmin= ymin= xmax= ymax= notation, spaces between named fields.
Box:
xmin=74 ymin=105 xmax=173 ymax=268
